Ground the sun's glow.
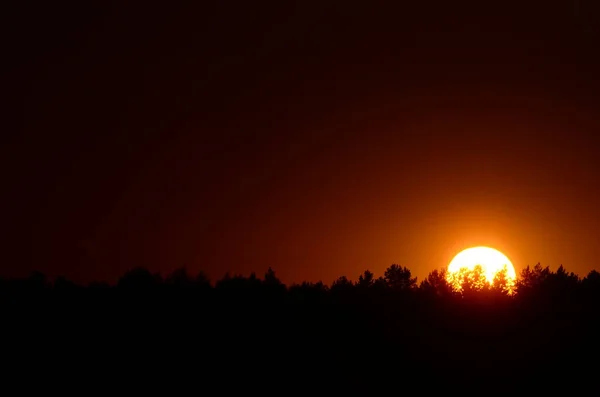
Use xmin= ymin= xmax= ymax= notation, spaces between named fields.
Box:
xmin=446 ymin=246 xmax=516 ymax=293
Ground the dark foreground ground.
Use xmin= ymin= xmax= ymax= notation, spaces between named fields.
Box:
xmin=3 ymin=283 xmax=599 ymax=395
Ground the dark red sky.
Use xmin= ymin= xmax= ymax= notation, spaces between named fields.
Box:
xmin=3 ymin=1 xmax=600 ymax=284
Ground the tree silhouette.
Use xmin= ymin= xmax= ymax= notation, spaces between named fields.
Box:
xmin=194 ymin=271 xmax=211 ymax=289
xmin=27 ymin=271 xmax=49 ymax=291
xmin=551 ymin=265 xmax=580 ymax=291
xmin=263 ymin=267 xmax=284 ymax=288
xmin=54 ymin=276 xmax=78 ymax=292
xmin=582 ymin=270 xmax=600 ymax=294
xmin=165 ymin=267 xmax=194 ymax=288
xmin=446 ymin=265 xmax=488 ymax=295
xmin=516 ymin=263 xmax=550 ymax=294
xmin=357 ymin=270 xmax=375 ymax=288
xmin=583 ymin=269 xmax=600 ymax=286
xmin=117 ymin=267 xmax=162 ymax=291
xmin=384 ymin=264 xmax=417 ymax=291
xmin=490 ymin=266 xmax=514 ymax=296
xmin=215 ymin=272 xmax=232 ymax=289
xmin=419 ymin=268 xmax=453 ymax=298
xmin=331 ymin=276 xmax=354 ymax=293
xmin=259 ymin=267 xmax=286 ymax=300
xmin=465 ymin=265 xmax=489 ymax=296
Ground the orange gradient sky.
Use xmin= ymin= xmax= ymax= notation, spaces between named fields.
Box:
xmin=3 ymin=1 xmax=600 ymax=284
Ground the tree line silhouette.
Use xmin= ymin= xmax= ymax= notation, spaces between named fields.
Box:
xmin=2 ymin=263 xmax=600 ymax=393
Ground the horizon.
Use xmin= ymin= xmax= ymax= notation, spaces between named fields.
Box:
xmin=4 ymin=259 xmax=592 ymax=289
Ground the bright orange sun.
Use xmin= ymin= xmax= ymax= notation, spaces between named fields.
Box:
xmin=446 ymin=246 xmax=517 ymax=292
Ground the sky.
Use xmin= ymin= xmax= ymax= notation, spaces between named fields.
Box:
xmin=3 ymin=1 xmax=600 ymax=285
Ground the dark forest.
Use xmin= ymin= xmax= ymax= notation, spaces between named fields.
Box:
xmin=3 ymin=263 xmax=599 ymax=393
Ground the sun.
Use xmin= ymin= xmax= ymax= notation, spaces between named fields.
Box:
xmin=446 ymin=246 xmax=517 ymax=291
